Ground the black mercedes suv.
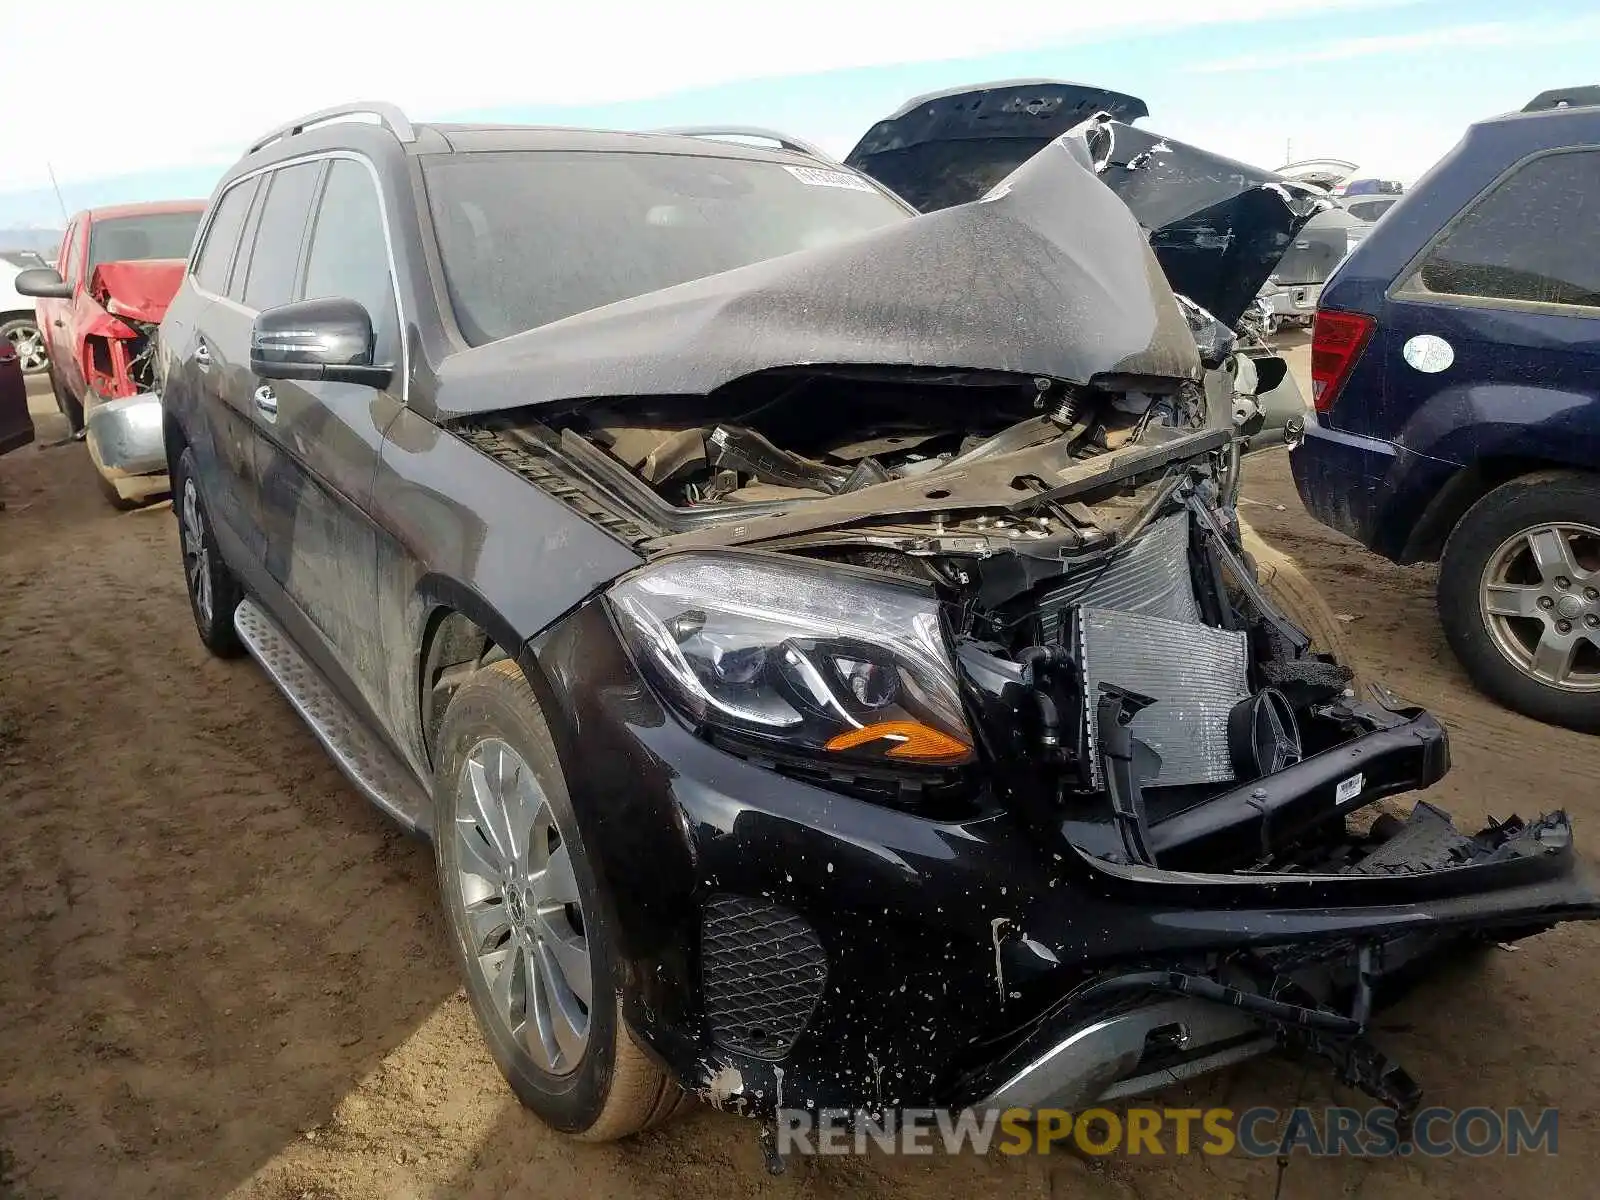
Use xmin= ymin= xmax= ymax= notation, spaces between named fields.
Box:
xmin=157 ymin=94 xmax=1599 ymax=1147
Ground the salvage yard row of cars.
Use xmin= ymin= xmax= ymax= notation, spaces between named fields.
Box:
xmin=3 ymin=80 xmax=1597 ymax=1152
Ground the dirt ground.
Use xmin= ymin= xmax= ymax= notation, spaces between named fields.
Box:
xmin=2 ymin=355 xmax=1597 ymax=1200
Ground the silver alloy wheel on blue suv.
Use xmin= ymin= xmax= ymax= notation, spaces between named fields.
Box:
xmin=1440 ymin=471 xmax=1600 ymax=732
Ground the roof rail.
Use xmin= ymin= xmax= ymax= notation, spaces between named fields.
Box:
xmin=649 ymin=125 xmax=834 ymax=162
xmin=248 ymin=101 xmax=416 ymax=155
xmin=1523 ymin=85 xmax=1600 ymax=112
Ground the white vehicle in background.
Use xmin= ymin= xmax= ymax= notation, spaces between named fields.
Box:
xmin=1 ymin=250 xmax=51 ymax=376
xmin=1256 ymin=160 xmax=1405 ymax=330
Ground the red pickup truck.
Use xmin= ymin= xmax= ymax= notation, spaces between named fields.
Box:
xmin=14 ymin=199 xmax=204 ymax=505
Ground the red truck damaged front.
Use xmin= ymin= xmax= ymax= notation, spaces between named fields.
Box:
xmin=13 ymin=201 xmax=204 ymax=503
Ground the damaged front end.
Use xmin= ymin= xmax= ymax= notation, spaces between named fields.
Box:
xmin=458 ymin=116 xmax=1599 ymax=1135
xmin=84 ymin=259 xmax=179 ymax=398
xmin=80 ymin=259 xmax=182 ymax=496
xmin=512 ymin=379 xmax=1597 ymax=1126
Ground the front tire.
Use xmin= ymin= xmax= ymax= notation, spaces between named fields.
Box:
xmin=1438 ymin=471 xmax=1600 ymax=732
xmin=432 ymin=659 xmax=684 ymax=1141
xmin=172 ymin=446 xmax=244 ymax=657
xmin=45 ymin=365 xmax=84 ymax=434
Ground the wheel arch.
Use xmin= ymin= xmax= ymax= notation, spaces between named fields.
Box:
xmin=1401 ymin=456 xmax=1597 ymax=564
xmin=162 ymin=409 xmax=190 ymax=474
xmin=414 ymin=573 xmax=580 ymax=773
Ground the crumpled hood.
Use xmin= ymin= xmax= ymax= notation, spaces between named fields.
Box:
xmin=844 ymin=82 xmax=1326 ymax=326
xmin=88 ymin=259 xmax=186 ymax=325
xmin=435 ymin=136 xmax=1201 ymax=419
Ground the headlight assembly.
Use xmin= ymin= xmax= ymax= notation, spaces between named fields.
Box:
xmin=606 ymin=555 xmax=973 ymax=767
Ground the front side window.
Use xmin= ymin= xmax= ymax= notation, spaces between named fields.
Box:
xmin=193 ymin=180 xmax=258 ymax=296
xmin=1405 ymin=150 xmax=1600 ymax=311
xmin=241 ymin=162 xmax=322 ymax=311
xmin=87 ymin=211 xmax=203 ymax=272
xmin=423 ymin=150 xmax=906 ymax=345
xmin=300 ymin=159 xmax=398 ymax=354
xmin=60 ymin=220 xmax=83 ymax=283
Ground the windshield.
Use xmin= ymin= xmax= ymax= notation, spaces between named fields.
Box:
xmin=424 ymin=150 xmax=908 ymax=345
xmin=88 ymin=212 xmax=203 ymax=271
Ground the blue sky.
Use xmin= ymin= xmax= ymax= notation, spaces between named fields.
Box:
xmin=2 ymin=0 xmax=1594 ymax=229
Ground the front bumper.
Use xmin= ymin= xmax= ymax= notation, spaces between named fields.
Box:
xmin=85 ymin=392 xmax=168 ymax=490
xmin=528 ymin=600 xmax=1600 ymax=1123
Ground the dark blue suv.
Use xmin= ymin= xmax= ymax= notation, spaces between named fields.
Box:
xmin=1292 ymin=90 xmax=1600 ymax=733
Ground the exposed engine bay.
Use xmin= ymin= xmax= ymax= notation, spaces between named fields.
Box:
xmin=471 ymin=361 xmax=1558 ymax=886
xmin=465 ymin=361 xmax=1586 ymax=1123
xmin=563 ymin=366 xmax=1208 ymax=511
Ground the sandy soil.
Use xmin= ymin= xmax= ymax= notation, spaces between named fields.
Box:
xmin=2 ymin=362 xmax=1597 ymax=1200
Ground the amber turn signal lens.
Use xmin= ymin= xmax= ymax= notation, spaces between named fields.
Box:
xmin=824 ymin=720 xmax=972 ymax=762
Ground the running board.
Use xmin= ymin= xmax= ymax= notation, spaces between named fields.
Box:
xmin=233 ymin=599 xmax=431 ymax=835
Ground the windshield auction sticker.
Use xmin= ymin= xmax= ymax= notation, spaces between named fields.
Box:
xmin=782 ymin=165 xmax=879 ymax=192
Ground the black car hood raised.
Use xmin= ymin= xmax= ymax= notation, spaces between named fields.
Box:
xmin=434 ymin=137 xmax=1200 ymax=420
xmin=840 ymin=79 xmax=1150 ymax=212
xmin=844 ymin=81 xmax=1326 ymax=326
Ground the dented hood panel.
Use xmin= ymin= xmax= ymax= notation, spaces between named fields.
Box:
xmin=845 ymin=82 xmax=1325 ymax=326
xmin=89 ymin=259 xmax=186 ymax=325
xmin=434 ymin=138 xmax=1201 ymax=419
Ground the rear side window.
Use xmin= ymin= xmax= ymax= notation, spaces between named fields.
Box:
xmin=193 ymin=179 xmax=258 ymax=296
xmin=1407 ymin=150 xmax=1600 ymax=311
xmin=300 ymin=159 xmax=398 ymax=353
xmin=241 ymin=162 xmax=322 ymax=311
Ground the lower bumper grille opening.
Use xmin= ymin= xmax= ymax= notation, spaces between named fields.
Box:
xmin=701 ymin=895 xmax=828 ymax=1060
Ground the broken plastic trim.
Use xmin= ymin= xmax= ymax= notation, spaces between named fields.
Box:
xmin=1065 ymin=969 xmax=1362 ymax=1035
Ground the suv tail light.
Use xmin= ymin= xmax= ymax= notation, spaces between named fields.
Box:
xmin=1310 ymin=309 xmax=1375 ymax=412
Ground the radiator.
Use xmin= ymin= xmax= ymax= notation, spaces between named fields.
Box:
xmin=1078 ymin=604 xmax=1250 ymax=789
xmin=1036 ymin=512 xmax=1200 ymax=644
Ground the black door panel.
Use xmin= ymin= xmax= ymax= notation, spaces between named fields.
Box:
xmin=252 ymin=156 xmax=407 ymax=734
xmin=199 ymin=298 xmax=268 ymax=559
xmin=257 ymin=379 xmax=398 ymax=724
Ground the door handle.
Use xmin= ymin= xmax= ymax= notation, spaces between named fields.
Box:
xmin=194 ymin=341 xmax=212 ymax=368
xmin=52 ymin=319 xmax=64 ymax=328
xmin=254 ymin=384 xmax=278 ymax=418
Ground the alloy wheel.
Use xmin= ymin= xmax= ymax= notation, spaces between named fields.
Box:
xmin=4 ymin=321 xmax=46 ymax=373
xmin=1478 ymin=521 xmax=1600 ymax=692
xmin=180 ymin=478 xmax=213 ymax=626
xmin=453 ymin=737 xmax=592 ymax=1076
